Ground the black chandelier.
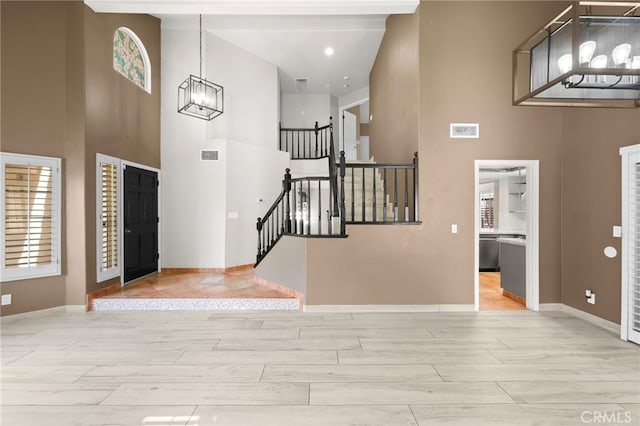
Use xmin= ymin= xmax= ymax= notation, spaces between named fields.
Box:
xmin=178 ymin=14 xmax=224 ymax=120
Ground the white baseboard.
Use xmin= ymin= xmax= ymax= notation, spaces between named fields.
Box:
xmin=1 ymin=304 xmax=86 ymax=322
xmin=303 ymin=304 xmax=475 ymax=313
xmin=539 ymin=303 xmax=620 ymax=335
xmin=538 ymin=303 xmax=563 ymax=311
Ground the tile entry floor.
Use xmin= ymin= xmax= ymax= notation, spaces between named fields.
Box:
xmin=99 ymin=269 xmax=293 ymax=300
xmin=1 ymin=309 xmax=639 ymax=425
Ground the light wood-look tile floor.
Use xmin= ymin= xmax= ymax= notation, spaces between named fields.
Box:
xmin=1 ymin=309 xmax=639 ymax=425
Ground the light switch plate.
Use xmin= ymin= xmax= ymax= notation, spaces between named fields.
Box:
xmin=451 ymin=224 xmax=458 ymax=234
xmin=227 ymin=212 xmax=239 ymax=219
xmin=1 ymin=294 xmax=12 ymax=306
xmin=613 ymin=226 xmax=622 ymax=238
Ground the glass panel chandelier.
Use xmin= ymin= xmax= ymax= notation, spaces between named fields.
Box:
xmin=178 ymin=15 xmax=224 ymax=120
xmin=513 ymin=1 xmax=640 ymax=108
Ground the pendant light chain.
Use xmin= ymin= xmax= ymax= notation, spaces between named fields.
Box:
xmin=199 ymin=14 xmax=203 ymax=79
xmin=177 ymin=12 xmax=223 ymax=121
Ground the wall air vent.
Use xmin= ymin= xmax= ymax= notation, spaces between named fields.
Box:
xmin=450 ymin=123 xmax=480 ymax=139
xmin=295 ymin=78 xmax=309 ymax=92
xmin=201 ymin=150 xmax=219 ymax=161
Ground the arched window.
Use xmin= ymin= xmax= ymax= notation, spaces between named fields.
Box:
xmin=113 ymin=27 xmax=151 ymax=93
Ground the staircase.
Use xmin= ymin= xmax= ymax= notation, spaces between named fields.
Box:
xmin=343 ymin=160 xmax=395 ymax=222
xmin=255 ymin=118 xmax=419 ymax=266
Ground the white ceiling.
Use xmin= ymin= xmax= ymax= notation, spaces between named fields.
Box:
xmin=160 ymin=15 xmax=386 ymax=97
xmin=85 ymin=0 xmax=418 ymax=16
xmin=85 ymin=0 xmax=419 ymax=98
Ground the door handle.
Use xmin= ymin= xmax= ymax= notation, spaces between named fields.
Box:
xmin=125 ymin=229 xmax=132 ymax=234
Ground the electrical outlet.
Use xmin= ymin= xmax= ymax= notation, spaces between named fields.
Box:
xmin=585 ymin=290 xmax=595 ymax=305
xmin=1 ymin=294 xmax=12 ymax=306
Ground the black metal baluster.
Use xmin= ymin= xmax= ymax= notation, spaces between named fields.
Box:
xmin=297 ymin=131 xmax=301 ymax=159
xmin=383 ymin=168 xmax=387 ymax=222
xmin=306 ymin=178 xmax=311 ymax=235
xmin=314 ymin=121 xmax=319 ymax=158
xmin=413 ymin=152 xmax=418 ymax=222
xmin=276 ymin=204 xmax=280 ymax=237
xmin=292 ymin=181 xmax=297 ymax=234
xmin=404 ymin=167 xmax=409 ymax=222
xmin=372 ymin=166 xmax=377 ymax=223
xmin=339 ymin=151 xmax=346 ymax=235
xmin=394 ymin=168 xmax=398 ymax=221
xmin=318 ymin=180 xmax=322 ymax=234
xmin=351 ymin=167 xmax=355 ymax=222
xmin=361 ymin=167 xmax=365 ymax=222
xmin=326 ymin=209 xmax=331 ymax=235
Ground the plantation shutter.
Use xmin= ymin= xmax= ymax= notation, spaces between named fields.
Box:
xmin=480 ymin=191 xmax=495 ymax=229
xmin=96 ymin=155 xmax=120 ymax=282
xmin=628 ymin=156 xmax=640 ymax=343
xmin=1 ymin=154 xmax=61 ymax=282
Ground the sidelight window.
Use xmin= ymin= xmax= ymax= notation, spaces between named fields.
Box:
xmin=96 ymin=154 xmax=121 ymax=282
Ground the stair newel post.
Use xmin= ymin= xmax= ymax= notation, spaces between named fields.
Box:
xmin=278 ymin=121 xmax=282 ymax=151
xmin=314 ymin=121 xmax=319 ymax=158
xmin=339 ymin=150 xmax=346 ymax=235
xmin=256 ymin=218 xmax=263 ymax=262
xmin=284 ymin=168 xmax=292 ymax=233
xmin=413 ymin=152 xmax=419 ymax=222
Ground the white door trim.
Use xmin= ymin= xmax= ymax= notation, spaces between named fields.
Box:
xmin=474 ymin=160 xmax=540 ymax=311
xmin=121 ymin=160 xmax=162 ymax=285
xmin=338 ymin=96 xmax=369 ymax=153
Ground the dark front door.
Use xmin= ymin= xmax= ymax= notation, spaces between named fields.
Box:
xmin=124 ymin=165 xmax=158 ymax=283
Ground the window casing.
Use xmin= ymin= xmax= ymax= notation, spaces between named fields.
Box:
xmin=96 ymin=154 xmax=121 ymax=282
xmin=1 ymin=153 xmax=61 ymax=282
xmin=113 ymin=27 xmax=151 ymax=94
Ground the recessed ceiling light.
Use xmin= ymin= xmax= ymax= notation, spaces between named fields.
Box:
xmin=343 ymin=83 xmax=350 ymax=88
xmin=325 ymin=84 xmax=331 ymax=88
xmin=324 ymin=47 xmax=334 ymax=56
xmin=343 ymin=76 xmax=350 ymax=80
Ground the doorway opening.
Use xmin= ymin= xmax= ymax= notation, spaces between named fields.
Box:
xmin=474 ymin=160 xmax=540 ymax=311
xmin=339 ymin=98 xmax=370 ymax=161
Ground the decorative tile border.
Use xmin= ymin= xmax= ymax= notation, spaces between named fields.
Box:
xmin=86 ymin=282 xmax=122 ymax=311
xmin=254 ymin=277 xmax=304 ymax=309
xmin=92 ymin=298 xmax=300 ymax=311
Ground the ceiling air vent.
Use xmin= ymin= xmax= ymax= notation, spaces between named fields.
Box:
xmin=295 ymin=78 xmax=309 ymax=92
xmin=201 ymin=150 xmax=219 ymax=161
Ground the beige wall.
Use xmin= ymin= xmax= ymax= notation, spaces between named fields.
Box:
xmin=561 ymin=109 xmax=640 ymax=323
xmin=307 ymin=1 xmax=567 ymax=306
xmin=83 ymin=9 xmax=161 ymax=294
xmin=1 ymin=2 xmax=75 ymax=315
xmin=0 ymin=2 xmax=160 ymax=314
xmin=369 ymin=12 xmax=419 ymax=164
